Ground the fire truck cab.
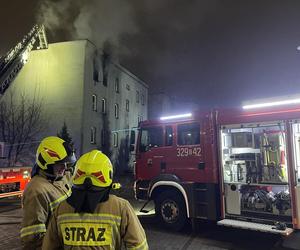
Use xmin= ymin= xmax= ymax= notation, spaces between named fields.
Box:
xmin=134 ymin=105 xmax=300 ymax=235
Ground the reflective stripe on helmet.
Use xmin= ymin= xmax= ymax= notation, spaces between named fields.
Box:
xmin=20 ymin=223 xmax=46 ymax=238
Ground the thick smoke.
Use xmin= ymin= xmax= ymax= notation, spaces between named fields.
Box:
xmin=35 ymin=1 xmax=300 ymax=107
xmin=37 ymin=0 xmax=74 ymax=34
xmin=37 ymin=0 xmax=138 ymax=53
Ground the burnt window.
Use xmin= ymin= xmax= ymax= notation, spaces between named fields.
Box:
xmin=93 ymin=58 xmax=99 ymax=82
xmin=103 ymin=73 xmax=108 ymax=86
xmin=93 ymin=69 xmax=99 ymax=82
xmin=177 ymin=123 xmax=200 ymax=145
xmin=136 ymin=90 xmax=139 ymax=103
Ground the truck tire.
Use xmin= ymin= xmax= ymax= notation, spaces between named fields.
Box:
xmin=155 ymin=190 xmax=187 ymax=231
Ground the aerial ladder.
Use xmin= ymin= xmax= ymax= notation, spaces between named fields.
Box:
xmin=0 ymin=25 xmax=47 ymax=198
xmin=0 ymin=24 xmax=48 ymax=96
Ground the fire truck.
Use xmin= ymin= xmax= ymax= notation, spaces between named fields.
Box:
xmin=0 ymin=167 xmax=31 ymax=198
xmin=133 ymin=101 xmax=300 ymax=235
xmin=0 ymin=24 xmax=48 ymax=197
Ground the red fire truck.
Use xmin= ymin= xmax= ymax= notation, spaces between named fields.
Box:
xmin=0 ymin=167 xmax=31 ymax=198
xmin=133 ymin=102 xmax=300 ymax=235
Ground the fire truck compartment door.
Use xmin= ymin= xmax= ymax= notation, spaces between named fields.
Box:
xmin=217 ymin=219 xmax=293 ymax=235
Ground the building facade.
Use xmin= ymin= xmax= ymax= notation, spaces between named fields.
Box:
xmin=3 ymin=40 xmax=148 ymax=172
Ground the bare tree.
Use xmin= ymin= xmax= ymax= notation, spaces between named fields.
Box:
xmin=0 ymin=91 xmax=47 ymax=166
xmin=57 ymin=121 xmax=73 ymax=146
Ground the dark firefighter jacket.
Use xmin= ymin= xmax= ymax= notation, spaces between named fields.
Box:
xmin=42 ymin=194 xmax=148 ymax=250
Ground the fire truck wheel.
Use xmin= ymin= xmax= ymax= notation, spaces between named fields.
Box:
xmin=155 ymin=190 xmax=187 ymax=231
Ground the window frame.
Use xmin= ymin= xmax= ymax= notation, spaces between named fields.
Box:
xmin=139 ymin=126 xmax=164 ymax=152
xmin=141 ymin=94 xmax=145 ymax=105
xmin=101 ymin=98 xmax=106 ymax=114
xmin=165 ymin=126 xmax=173 ymax=147
xmin=92 ymin=94 xmax=97 ymax=111
xmin=115 ymin=77 xmax=120 ymax=93
xmin=115 ymin=103 xmax=119 ymax=119
xmin=126 ymin=99 xmax=130 ymax=112
xmin=177 ymin=122 xmax=201 ymax=146
xmin=113 ymin=132 xmax=118 ymax=147
xmin=90 ymin=126 xmax=96 ymax=144
xmin=138 ymin=115 xmax=143 ymax=124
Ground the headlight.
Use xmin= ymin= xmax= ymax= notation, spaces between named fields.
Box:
xmin=23 ymin=170 xmax=29 ymax=179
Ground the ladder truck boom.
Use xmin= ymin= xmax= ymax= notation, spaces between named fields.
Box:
xmin=0 ymin=24 xmax=48 ymax=95
xmin=0 ymin=25 xmax=48 ymax=198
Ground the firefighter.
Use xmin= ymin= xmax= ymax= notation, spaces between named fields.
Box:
xmin=21 ymin=136 xmax=76 ymax=250
xmin=42 ymin=150 xmax=148 ymax=250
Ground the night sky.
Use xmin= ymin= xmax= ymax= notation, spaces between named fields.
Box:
xmin=2 ymin=0 xmax=300 ymax=108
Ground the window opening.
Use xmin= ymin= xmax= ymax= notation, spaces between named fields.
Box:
xmin=113 ymin=132 xmax=118 ymax=147
xmin=92 ymin=94 xmax=97 ymax=111
xmin=90 ymin=127 xmax=96 ymax=144
xmin=139 ymin=127 xmax=163 ymax=152
xmin=115 ymin=104 xmax=119 ymax=119
xmin=177 ymin=123 xmax=200 ymax=145
xmin=101 ymin=98 xmax=106 ymax=114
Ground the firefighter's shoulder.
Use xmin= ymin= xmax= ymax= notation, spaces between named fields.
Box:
xmin=105 ymin=194 xmax=134 ymax=211
xmin=23 ymin=175 xmax=53 ymax=198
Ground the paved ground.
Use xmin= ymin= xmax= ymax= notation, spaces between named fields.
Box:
xmin=0 ymin=198 xmax=22 ymax=250
xmin=0 ymin=175 xmax=299 ymax=250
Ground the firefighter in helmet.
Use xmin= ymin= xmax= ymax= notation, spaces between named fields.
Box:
xmin=21 ymin=136 xmax=76 ymax=250
xmin=42 ymin=150 xmax=148 ymax=250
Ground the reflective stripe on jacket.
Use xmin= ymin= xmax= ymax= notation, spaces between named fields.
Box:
xmin=21 ymin=172 xmax=71 ymax=250
xmin=42 ymin=194 xmax=148 ymax=250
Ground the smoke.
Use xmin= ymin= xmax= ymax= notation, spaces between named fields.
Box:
xmin=26 ymin=0 xmax=300 ymax=107
xmin=36 ymin=0 xmax=75 ymax=33
xmin=36 ymin=0 xmax=138 ymax=52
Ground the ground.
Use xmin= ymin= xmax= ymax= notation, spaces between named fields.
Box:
xmin=0 ymin=175 xmax=299 ymax=250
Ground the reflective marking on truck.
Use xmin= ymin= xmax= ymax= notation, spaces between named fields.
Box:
xmin=176 ymin=147 xmax=202 ymax=157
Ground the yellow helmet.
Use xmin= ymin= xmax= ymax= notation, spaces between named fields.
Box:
xmin=73 ymin=150 xmax=113 ymax=188
xmin=36 ymin=136 xmax=76 ymax=171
